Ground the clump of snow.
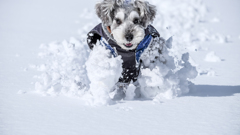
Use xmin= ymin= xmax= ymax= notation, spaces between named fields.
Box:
xmin=138 ymin=37 xmax=198 ymax=102
xmin=85 ymin=43 xmax=123 ymax=106
xmin=124 ymin=84 xmax=136 ymax=100
xmin=204 ymin=51 xmax=221 ymax=62
xmin=35 ymin=37 xmax=90 ymax=97
xmin=34 ymin=38 xmax=123 ymax=105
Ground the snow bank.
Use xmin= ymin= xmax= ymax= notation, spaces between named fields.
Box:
xmin=34 ymin=36 xmax=197 ymax=105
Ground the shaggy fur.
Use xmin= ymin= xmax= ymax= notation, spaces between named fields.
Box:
xmin=95 ymin=0 xmax=157 ymax=50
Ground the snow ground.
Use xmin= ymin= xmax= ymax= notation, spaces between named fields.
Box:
xmin=0 ymin=0 xmax=240 ymax=135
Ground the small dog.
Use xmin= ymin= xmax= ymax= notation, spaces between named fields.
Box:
xmin=87 ymin=0 xmax=162 ymax=85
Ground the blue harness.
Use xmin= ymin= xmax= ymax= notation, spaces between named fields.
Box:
xmin=100 ymin=37 xmax=118 ymax=57
xmin=100 ymin=35 xmax=152 ymax=63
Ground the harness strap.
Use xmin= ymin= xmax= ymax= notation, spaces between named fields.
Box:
xmin=100 ymin=34 xmax=153 ymax=62
xmin=100 ymin=37 xmax=118 ymax=57
xmin=136 ymin=35 xmax=153 ymax=63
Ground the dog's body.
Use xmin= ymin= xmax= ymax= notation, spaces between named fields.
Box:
xmin=87 ymin=0 xmax=162 ymax=84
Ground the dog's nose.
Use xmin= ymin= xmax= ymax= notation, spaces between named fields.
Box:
xmin=125 ymin=33 xmax=134 ymax=42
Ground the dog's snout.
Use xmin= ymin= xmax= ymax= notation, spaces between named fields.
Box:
xmin=125 ymin=33 xmax=134 ymax=42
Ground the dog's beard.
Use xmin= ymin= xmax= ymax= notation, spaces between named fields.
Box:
xmin=111 ymin=23 xmax=145 ymax=50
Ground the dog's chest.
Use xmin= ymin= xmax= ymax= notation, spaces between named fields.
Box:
xmin=117 ymin=49 xmax=136 ymax=68
xmin=117 ymin=50 xmax=139 ymax=83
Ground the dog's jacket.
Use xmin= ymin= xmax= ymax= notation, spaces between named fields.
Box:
xmin=87 ymin=23 xmax=160 ymax=84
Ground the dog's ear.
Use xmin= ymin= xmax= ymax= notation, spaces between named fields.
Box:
xmin=96 ymin=0 xmax=123 ymax=26
xmin=134 ymin=0 xmax=157 ymax=28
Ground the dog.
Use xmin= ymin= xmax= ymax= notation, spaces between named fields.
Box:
xmin=87 ymin=0 xmax=163 ymax=87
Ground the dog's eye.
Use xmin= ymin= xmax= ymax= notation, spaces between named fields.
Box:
xmin=115 ymin=19 xmax=122 ymax=25
xmin=133 ymin=18 xmax=139 ymax=24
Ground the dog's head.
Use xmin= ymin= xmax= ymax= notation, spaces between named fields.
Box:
xmin=96 ymin=0 xmax=157 ymax=50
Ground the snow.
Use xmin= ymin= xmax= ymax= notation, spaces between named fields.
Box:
xmin=210 ymin=17 xmax=220 ymax=23
xmin=204 ymin=51 xmax=221 ymax=62
xmin=124 ymin=84 xmax=136 ymax=100
xmin=34 ymin=38 xmax=90 ymax=97
xmin=85 ymin=44 xmax=123 ymax=105
xmin=1 ymin=0 xmax=240 ymax=135
xmin=34 ymin=25 xmax=198 ymax=105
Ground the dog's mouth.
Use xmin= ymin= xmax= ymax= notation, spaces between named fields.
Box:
xmin=124 ymin=43 xmax=133 ymax=48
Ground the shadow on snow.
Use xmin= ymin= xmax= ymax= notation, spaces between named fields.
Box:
xmin=187 ymin=85 xmax=240 ymax=97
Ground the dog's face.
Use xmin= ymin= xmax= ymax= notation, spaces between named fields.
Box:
xmin=96 ymin=0 xmax=156 ymax=50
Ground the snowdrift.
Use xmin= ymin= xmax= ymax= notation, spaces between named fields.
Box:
xmin=34 ymin=35 xmax=197 ymax=105
xmin=33 ymin=0 xmax=228 ymax=105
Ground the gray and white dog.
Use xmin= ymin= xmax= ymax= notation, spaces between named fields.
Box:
xmin=87 ymin=0 xmax=163 ymax=86
xmin=95 ymin=0 xmax=156 ymax=50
